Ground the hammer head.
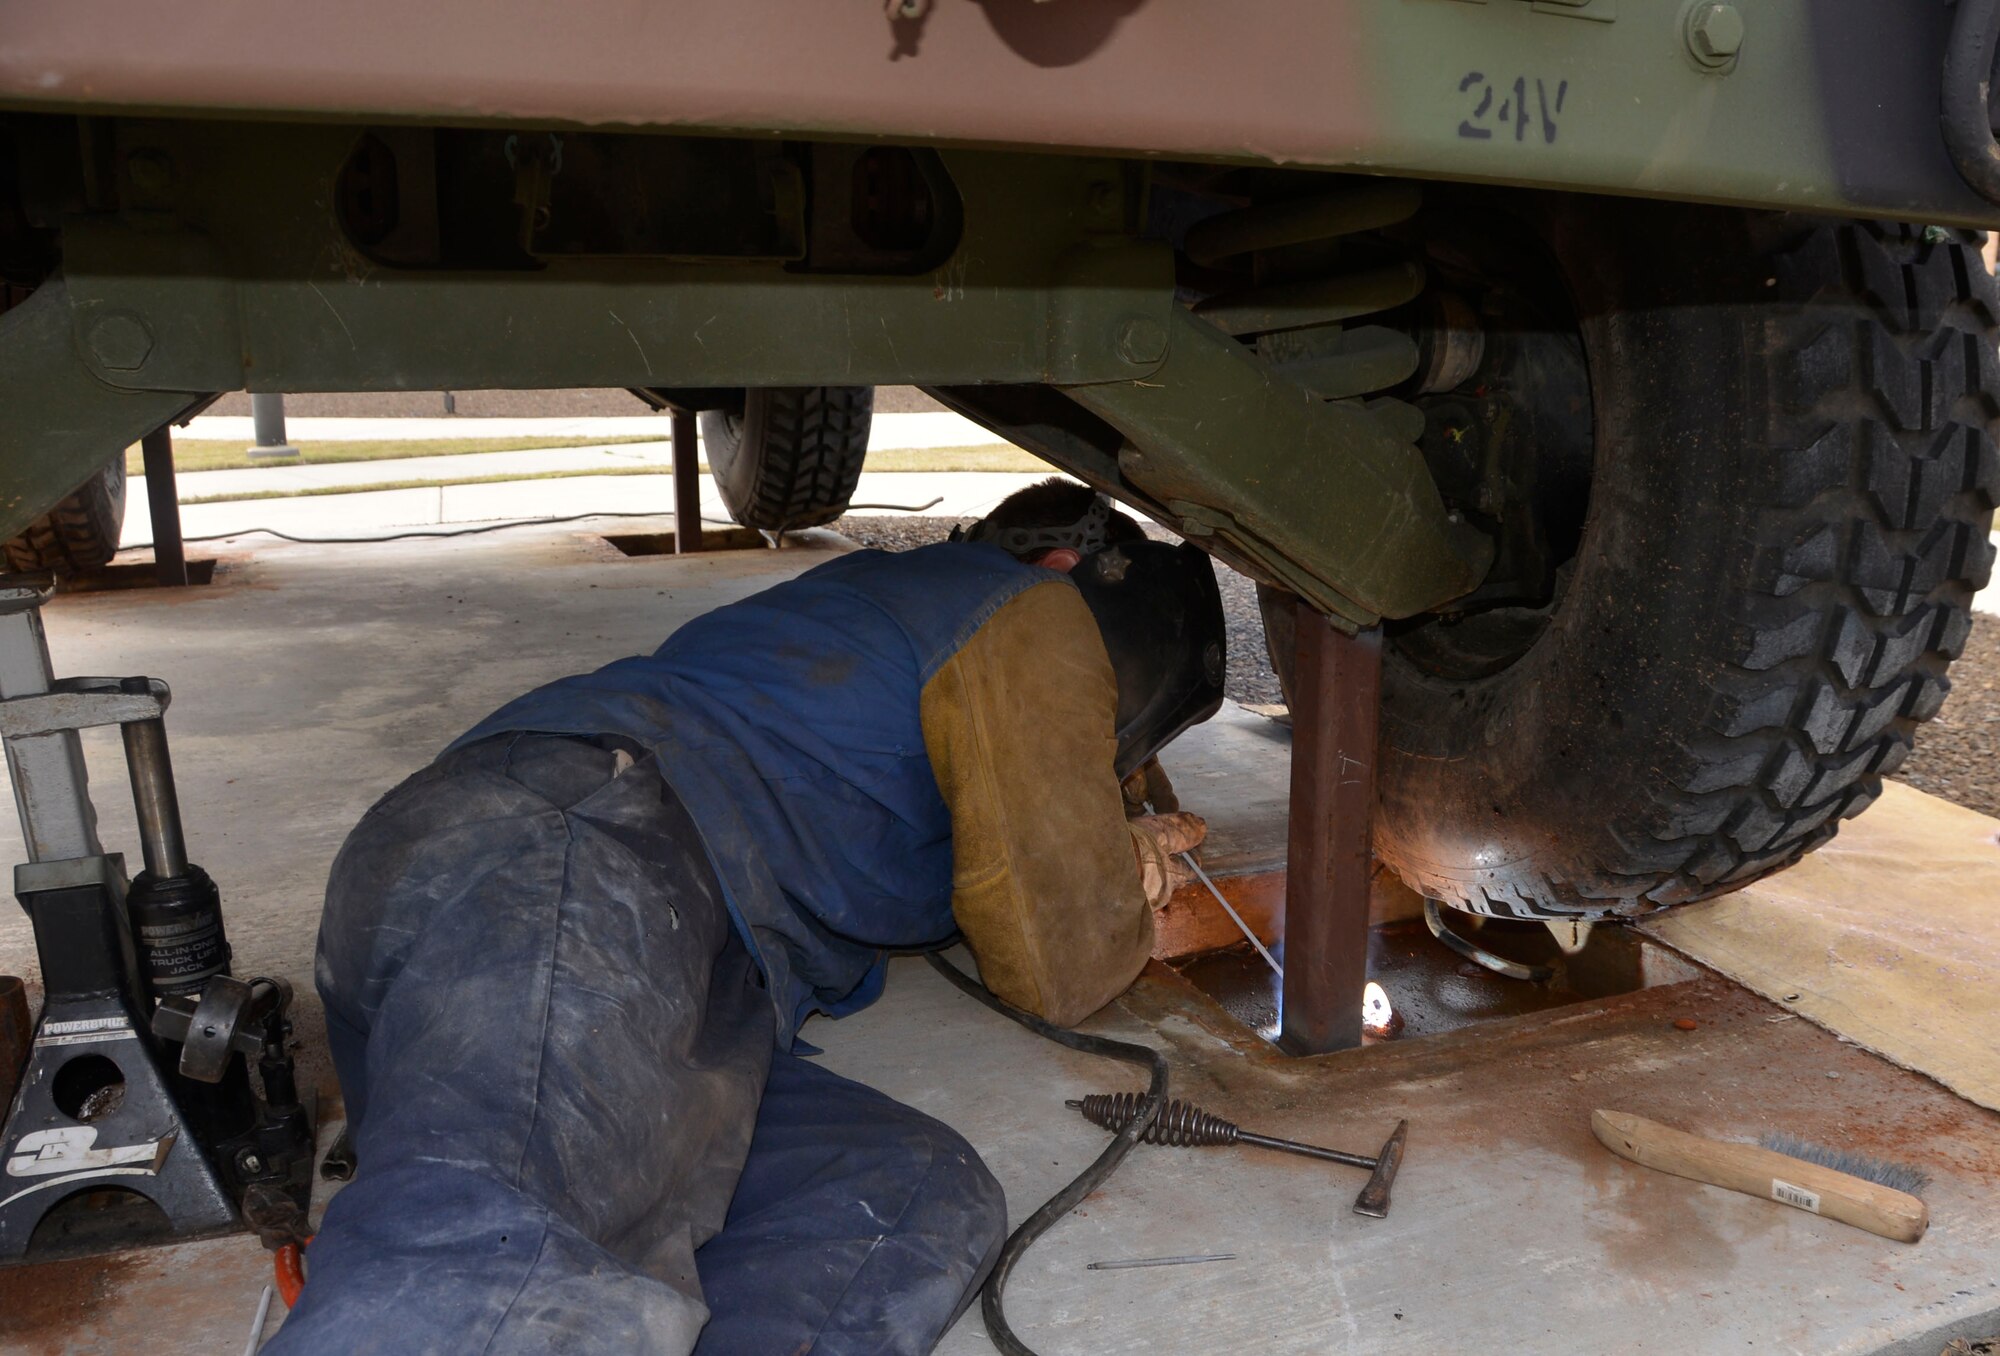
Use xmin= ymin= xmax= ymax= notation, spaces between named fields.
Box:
xmin=1351 ymin=1119 xmax=1408 ymax=1218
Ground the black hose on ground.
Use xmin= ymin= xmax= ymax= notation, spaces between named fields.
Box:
xmin=1943 ymin=0 xmax=2000 ymax=204
xmin=923 ymin=952 xmax=1168 ymax=1356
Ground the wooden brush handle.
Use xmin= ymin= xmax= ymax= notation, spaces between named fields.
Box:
xmin=1592 ymin=1110 xmax=1927 ymax=1243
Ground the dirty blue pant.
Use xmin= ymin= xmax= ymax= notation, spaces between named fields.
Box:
xmin=266 ymin=733 xmax=1008 ymax=1355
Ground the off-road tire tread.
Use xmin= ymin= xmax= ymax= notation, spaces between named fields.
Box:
xmin=2 ymin=458 xmax=126 ymax=574
xmin=0 ymin=276 xmax=127 ymax=575
xmin=1392 ymin=221 xmax=1999 ymax=919
xmin=700 ymin=387 xmax=873 ymax=531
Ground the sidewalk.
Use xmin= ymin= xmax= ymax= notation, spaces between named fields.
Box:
xmin=129 ymin=407 xmax=1029 ymax=546
xmin=164 ymin=440 xmax=679 ymax=502
xmin=179 ymin=410 xmax=999 ymax=449
xmin=157 ymin=409 xmax=1012 ymax=504
xmin=120 ymin=471 xmax=1043 ymax=549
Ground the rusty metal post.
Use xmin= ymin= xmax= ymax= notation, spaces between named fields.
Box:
xmin=671 ymin=408 xmax=704 ymax=554
xmin=141 ymin=425 xmax=189 ymax=587
xmin=1279 ymin=600 xmax=1381 ymax=1055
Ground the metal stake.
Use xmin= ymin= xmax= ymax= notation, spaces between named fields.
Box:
xmin=671 ymin=408 xmax=704 ymax=554
xmin=1279 ymin=601 xmax=1381 ymax=1055
xmin=141 ymin=426 xmax=189 ymax=587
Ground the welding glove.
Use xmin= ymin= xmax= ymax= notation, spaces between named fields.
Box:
xmin=1120 ymin=756 xmax=1181 ymax=817
xmin=1127 ymin=811 xmax=1207 ymax=910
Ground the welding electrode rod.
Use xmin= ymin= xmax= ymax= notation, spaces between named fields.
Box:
xmin=1087 ymin=1253 xmax=1236 ymax=1271
xmin=1180 ymin=851 xmax=1282 ymax=979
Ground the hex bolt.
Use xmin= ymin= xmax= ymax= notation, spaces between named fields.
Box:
xmin=237 ymin=1150 xmax=265 ymax=1176
xmin=85 ymin=313 xmax=155 ymax=372
xmin=125 ymin=148 xmax=174 ymax=194
xmin=1685 ymin=3 xmax=1744 ymax=69
xmin=1116 ymin=316 xmax=1168 ymax=366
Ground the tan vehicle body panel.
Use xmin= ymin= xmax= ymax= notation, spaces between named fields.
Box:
xmin=2 ymin=0 xmax=1997 ymax=226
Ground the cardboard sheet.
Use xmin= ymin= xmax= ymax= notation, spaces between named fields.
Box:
xmin=1640 ymin=781 xmax=2000 ymax=1112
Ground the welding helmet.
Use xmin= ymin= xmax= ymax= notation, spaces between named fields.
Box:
xmin=958 ymin=490 xmax=1226 ymax=775
xmin=1070 ymin=539 xmax=1227 ymax=778
xmin=951 ymin=491 xmax=1117 ymax=557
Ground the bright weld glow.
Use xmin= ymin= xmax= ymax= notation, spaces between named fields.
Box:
xmin=1361 ymin=981 xmax=1396 ymax=1034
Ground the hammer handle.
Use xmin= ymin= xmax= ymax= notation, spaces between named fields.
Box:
xmin=1592 ymin=1110 xmax=1927 ymax=1243
xmin=1234 ymin=1130 xmax=1377 ymax=1171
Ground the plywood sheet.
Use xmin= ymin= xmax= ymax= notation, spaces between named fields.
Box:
xmin=1641 ymin=781 xmax=2000 ymax=1112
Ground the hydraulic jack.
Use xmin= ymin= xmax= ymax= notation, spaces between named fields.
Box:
xmin=0 ymin=574 xmax=312 ymax=1259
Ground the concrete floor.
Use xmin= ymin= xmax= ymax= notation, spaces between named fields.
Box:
xmin=2 ymin=522 xmax=1998 ymax=1354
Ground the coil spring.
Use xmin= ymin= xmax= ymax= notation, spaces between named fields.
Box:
xmin=1182 ymin=179 xmax=1437 ymax=405
xmin=1073 ymin=1092 xmax=1243 ymax=1149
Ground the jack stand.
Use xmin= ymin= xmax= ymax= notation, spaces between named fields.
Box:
xmin=0 ymin=574 xmax=303 ymax=1259
xmin=1279 ymin=600 xmax=1381 ymax=1056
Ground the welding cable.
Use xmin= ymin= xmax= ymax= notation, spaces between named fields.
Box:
xmin=924 ymin=952 xmax=1168 ymax=1356
xmin=1422 ymin=897 xmax=1555 ymax=984
xmin=829 ymin=497 xmax=946 ymax=513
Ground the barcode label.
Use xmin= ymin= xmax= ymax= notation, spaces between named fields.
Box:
xmin=1771 ymin=1179 xmax=1821 ymax=1213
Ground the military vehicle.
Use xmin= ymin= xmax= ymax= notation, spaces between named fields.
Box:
xmin=1 ymin=0 xmax=1996 ymax=920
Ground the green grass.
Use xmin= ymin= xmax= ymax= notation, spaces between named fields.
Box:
xmin=177 ymin=443 xmax=1048 ymax=505
xmin=131 ymin=435 xmax=666 ymax=475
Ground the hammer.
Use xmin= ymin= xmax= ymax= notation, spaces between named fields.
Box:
xmin=1069 ymin=1092 xmax=1410 ymax=1217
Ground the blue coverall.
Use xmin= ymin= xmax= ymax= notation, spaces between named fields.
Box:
xmin=268 ymin=542 xmax=1155 ymax=1354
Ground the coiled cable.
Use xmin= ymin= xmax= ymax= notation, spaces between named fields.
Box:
xmin=924 ymin=952 xmax=1168 ymax=1356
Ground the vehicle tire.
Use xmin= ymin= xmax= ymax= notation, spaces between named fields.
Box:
xmin=1263 ymin=201 xmax=2000 ymax=920
xmin=698 ymin=387 xmax=873 ymax=531
xmin=2 ymin=456 xmax=127 ymax=574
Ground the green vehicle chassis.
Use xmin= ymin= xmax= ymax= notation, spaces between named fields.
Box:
xmin=1 ymin=2 xmax=1996 ymax=620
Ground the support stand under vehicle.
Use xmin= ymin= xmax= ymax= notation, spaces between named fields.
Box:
xmin=1280 ymin=600 xmax=1382 ymax=1056
xmin=0 ymin=574 xmax=311 ymax=1260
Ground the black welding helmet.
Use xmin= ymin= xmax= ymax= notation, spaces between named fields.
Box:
xmin=1069 ymin=539 xmax=1227 ymax=779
